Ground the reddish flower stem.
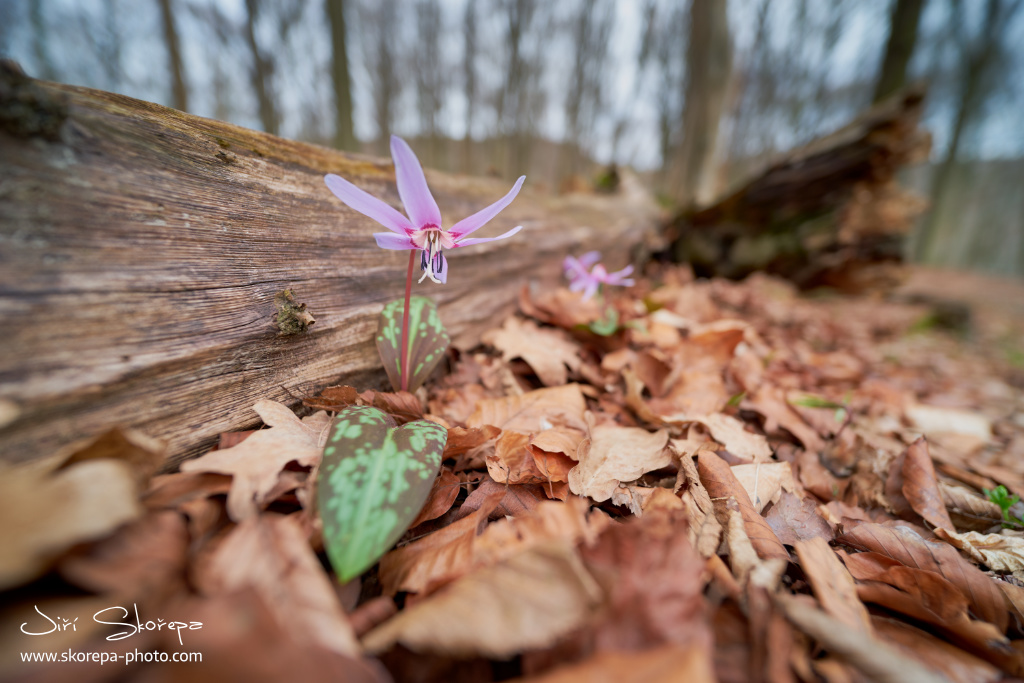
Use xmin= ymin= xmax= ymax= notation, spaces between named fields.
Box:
xmin=400 ymin=250 xmax=415 ymax=392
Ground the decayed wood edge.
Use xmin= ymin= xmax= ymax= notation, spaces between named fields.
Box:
xmin=0 ymin=74 xmax=662 ymax=468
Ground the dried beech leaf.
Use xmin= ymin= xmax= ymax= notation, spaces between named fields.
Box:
xmin=730 ymin=462 xmax=795 ymax=513
xmin=482 ymin=316 xmax=581 ymax=386
xmin=487 ymin=430 xmax=575 ymax=486
xmin=201 ymin=513 xmax=361 ymax=658
xmin=836 ymin=522 xmax=1008 ymax=631
xmin=363 ymin=544 xmax=602 ymax=658
xmin=693 ymin=413 xmax=773 ymax=463
xmin=935 ymin=528 xmax=1024 ymax=574
xmin=0 ymin=458 xmax=141 ymax=590
xmin=872 ymin=616 xmax=1001 ymax=683
xmin=180 ymin=400 xmax=332 ymax=521
xmin=467 ymin=384 xmax=588 ymax=434
xmin=765 ymin=491 xmax=834 ymax=545
xmin=408 ymin=468 xmax=461 ymax=528
xmin=776 ymin=594 xmax=948 ymax=683
xmin=902 ymin=437 xmax=954 ymax=530
xmin=794 ymin=536 xmax=872 ymax=635
xmin=940 ymin=482 xmax=1003 ymax=531
xmin=568 ymin=423 xmax=671 ymax=502
xmin=697 ymin=450 xmax=789 ymax=561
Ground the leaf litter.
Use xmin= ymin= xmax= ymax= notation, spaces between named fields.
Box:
xmin=7 ymin=264 xmax=1024 ymax=683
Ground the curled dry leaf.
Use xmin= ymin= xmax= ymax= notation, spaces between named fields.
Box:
xmin=486 ymin=430 xmax=575 ymax=487
xmin=363 ymin=544 xmax=603 ymax=658
xmin=775 ymin=593 xmax=948 ymax=683
xmin=482 ymin=316 xmax=581 ymax=387
xmin=872 ymin=616 xmax=1001 ymax=683
xmin=697 ymin=450 xmax=789 ymax=561
xmin=304 ymin=385 xmax=424 ymax=424
xmin=180 ymin=400 xmax=332 ymax=521
xmin=408 ymin=468 xmax=462 ymax=528
xmin=198 ymin=513 xmax=361 ymax=659
xmin=568 ymin=422 xmax=671 ymax=502
xmin=765 ymin=491 xmax=834 ymax=545
xmin=690 ymin=413 xmax=773 ymax=463
xmin=901 ymin=437 xmax=955 ymax=531
xmin=467 ymin=384 xmax=588 ymax=434
xmin=730 ymin=462 xmax=796 ymax=513
xmin=836 ymin=522 xmax=1008 ymax=631
xmin=794 ymin=536 xmax=872 ymax=635
xmin=940 ymin=481 xmax=1003 ymax=531
xmin=0 ymin=458 xmax=141 ymax=590
xmin=934 ymin=528 xmax=1024 ymax=574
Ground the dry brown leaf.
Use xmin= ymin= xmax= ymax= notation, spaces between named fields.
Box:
xmin=940 ymin=482 xmax=1003 ymax=531
xmin=382 ymin=495 xmax=605 ymax=596
xmin=901 ymin=437 xmax=955 ymax=530
xmin=744 ymin=385 xmax=825 ymax=453
xmin=906 ymin=404 xmax=992 ymax=443
xmin=515 ymin=645 xmax=714 ymax=683
xmin=486 ymin=430 xmax=575 ymax=487
xmin=794 ymin=536 xmax=872 ymax=635
xmin=304 ymin=386 xmax=424 ymax=423
xmin=363 ymin=544 xmax=602 ymax=658
xmin=0 ymin=458 xmax=141 ymax=590
xmin=58 ymin=427 xmax=165 ymax=487
xmin=731 ymin=462 xmax=796 ymax=513
xmin=467 ymin=384 xmax=588 ymax=434
xmin=199 ymin=513 xmax=361 ymax=658
xmin=935 ymin=528 xmax=1024 ymax=574
xmin=180 ymin=400 xmax=332 ymax=521
xmin=697 ymin=450 xmax=789 ymax=561
xmin=408 ymin=467 xmax=461 ymax=528
xmin=836 ymin=522 xmax=1008 ymax=631
xmin=872 ymin=616 xmax=1001 ymax=683
xmin=776 ymin=593 xmax=948 ymax=683
xmin=851 ymin=564 xmax=1010 ymax=661
xmin=59 ymin=510 xmax=187 ymax=598
xmin=765 ymin=491 xmax=834 ymax=545
xmin=568 ymin=421 xmax=671 ymax=502
xmin=693 ymin=413 xmax=773 ymax=463
xmin=442 ymin=425 xmax=501 ymax=459
xmin=483 ymin=316 xmax=581 ymax=386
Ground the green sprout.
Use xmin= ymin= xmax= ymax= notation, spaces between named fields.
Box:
xmin=984 ymin=485 xmax=1024 ymax=528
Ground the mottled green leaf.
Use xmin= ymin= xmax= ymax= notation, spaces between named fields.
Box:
xmin=376 ymin=296 xmax=450 ymax=393
xmin=317 ymin=406 xmax=447 ymax=582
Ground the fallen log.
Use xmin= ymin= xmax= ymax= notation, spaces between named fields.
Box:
xmin=0 ymin=63 xmax=660 ymax=468
xmin=669 ymin=86 xmax=930 ymax=291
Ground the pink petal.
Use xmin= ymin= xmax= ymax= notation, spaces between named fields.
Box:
xmin=391 ymin=136 xmax=442 ymax=229
xmin=582 ymin=279 xmax=600 ymax=301
xmin=374 ymin=232 xmax=416 ymax=250
xmin=448 ymin=176 xmax=526 ymax=239
xmin=454 ymin=225 xmax=523 ymax=247
xmin=578 ymin=251 xmax=602 ymax=269
xmin=325 ymin=174 xmax=413 ymax=235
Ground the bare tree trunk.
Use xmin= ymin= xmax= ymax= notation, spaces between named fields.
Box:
xmin=917 ymin=0 xmax=1015 ymax=263
xmin=667 ymin=0 xmax=732 ymax=207
xmin=29 ymin=0 xmax=57 ymax=81
xmin=243 ymin=0 xmax=279 ymax=136
xmin=872 ymin=0 xmax=925 ymax=103
xmin=327 ymin=0 xmax=356 ymax=151
xmin=561 ymin=0 xmax=612 ymax=181
xmin=157 ymin=0 xmax=189 ymax=112
xmin=414 ymin=0 xmax=444 ymax=168
xmin=461 ymin=0 xmax=478 ymax=174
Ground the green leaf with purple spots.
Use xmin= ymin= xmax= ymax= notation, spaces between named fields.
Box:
xmin=316 ymin=405 xmax=447 ymax=582
xmin=376 ymin=296 xmax=449 ymax=393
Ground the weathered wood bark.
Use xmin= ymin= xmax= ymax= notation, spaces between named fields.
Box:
xmin=0 ymin=65 xmax=660 ymax=468
xmin=669 ymin=86 xmax=930 ymax=292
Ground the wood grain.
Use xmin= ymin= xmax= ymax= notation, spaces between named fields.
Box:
xmin=0 ymin=70 xmax=660 ymax=467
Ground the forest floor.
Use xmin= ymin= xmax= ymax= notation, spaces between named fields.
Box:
xmin=4 ymin=263 xmax=1024 ymax=683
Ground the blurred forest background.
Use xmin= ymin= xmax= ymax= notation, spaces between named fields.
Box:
xmin=1 ymin=0 xmax=1022 ymax=276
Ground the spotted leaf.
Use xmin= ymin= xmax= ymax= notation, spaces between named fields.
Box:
xmin=376 ymin=296 xmax=450 ymax=393
xmin=317 ymin=406 xmax=448 ymax=582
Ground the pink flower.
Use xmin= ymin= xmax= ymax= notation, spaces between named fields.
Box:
xmin=325 ymin=136 xmax=525 ymax=284
xmin=563 ymin=252 xmax=635 ymax=301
